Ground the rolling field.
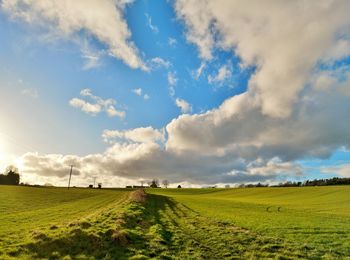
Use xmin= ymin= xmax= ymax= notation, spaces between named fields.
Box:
xmin=0 ymin=186 xmax=133 ymax=259
xmin=1 ymin=185 xmax=349 ymax=259
xmin=148 ymin=186 xmax=350 ymax=258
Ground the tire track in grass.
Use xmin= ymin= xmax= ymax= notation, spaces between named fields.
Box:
xmin=144 ymin=194 xmax=318 ymax=259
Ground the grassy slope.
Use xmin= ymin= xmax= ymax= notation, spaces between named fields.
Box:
xmin=148 ymin=186 xmax=350 ymax=258
xmin=0 ymin=186 xmax=130 ymax=259
xmin=1 ymin=186 xmax=349 ymax=259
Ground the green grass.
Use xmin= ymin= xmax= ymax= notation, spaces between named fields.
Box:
xmin=1 ymin=185 xmax=350 ymax=259
xmin=148 ymin=186 xmax=350 ymax=258
xmin=0 ymin=186 xmax=131 ymax=259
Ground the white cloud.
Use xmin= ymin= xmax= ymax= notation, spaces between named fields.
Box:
xmin=168 ymin=37 xmax=177 ymax=46
xmin=151 ymin=57 xmax=171 ymax=69
xmin=192 ymin=62 xmax=206 ymax=80
xmin=132 ymin=88 xmax=142 ymax=96
xmin=145 ymin=13 xmax=159 ymax=34
xmin=175 ymin=0 xmax=350 ymax=118
xmin=69 ymin=98 xmax=101 ymax=115
xmin=102 ymin=127 xmax=165 ymax=144
xmin=175 ymin=98 xmax=192 ymax=113
xmin=167 ymin=72 xmax=177 ymax=86
xmin=167 ymin=72 xmax=178 ymax=97
xmin=320 ymin=164 xmax=350 ymax=177
xmin=1 ymin=0 xmax=147 ymax=70
xmin=106 ymin=106 xmax=125 ymax=118
xmin=132 ymin=88 xmax=150 ymax=100
xmin=208 ymin=64 xmax=232 ymax=84
xmin=80 ymin=40 xmax=103 ymax=70
xmin=69 ymin=88 xmax=125 ymax=118
xmin=21 ymin=88 xmax=39 ymax=98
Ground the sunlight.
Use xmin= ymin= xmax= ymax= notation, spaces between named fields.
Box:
xmin=0 ymin=136 xmax=6 ymax=162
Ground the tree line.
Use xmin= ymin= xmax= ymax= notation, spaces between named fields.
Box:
xmin=239 ymin=177 xmax=350 ymax=188
xmin=0 ymin=166 xmax=20 ymax=185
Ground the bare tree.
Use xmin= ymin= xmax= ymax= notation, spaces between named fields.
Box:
xmin=162 ymin=179 xmax=169 ymax=188
xmin=149 ymin=179 xmax=159 ymax=188
xmin=140 ymin=180 xmax=144 ymax=187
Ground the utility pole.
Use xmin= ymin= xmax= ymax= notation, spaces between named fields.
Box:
xmin=93 ymin=176 xmax=97 ymax=188
xmin=68 ymin=165 xmax=74 ymax=189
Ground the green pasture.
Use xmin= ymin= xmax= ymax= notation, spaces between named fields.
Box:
xmin=0 ymin=186 xmax=130 ymax=259
xmin=148 ymin=186 xmax=350 ymax=258
xmin=1 ymin=185 xmax=349 ymax=259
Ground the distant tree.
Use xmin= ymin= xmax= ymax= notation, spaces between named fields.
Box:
xmin=177 ymin=185 xmax=182 ymax=188
xmin=225 ymin=184 xmax=230 ymax=188
xmin=44 ymin=183 xmax=54 ymax=187
xmin=0 ymin=165 xmax=20 ymax=185
xmin=140 ymin=180 xmax=145 ymax=187
xmin=162 ymin=180 xmax=169 ymax=188
xmin=149 ymin=179 xmax=159 ymax=188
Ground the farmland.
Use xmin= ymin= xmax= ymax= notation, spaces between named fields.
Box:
xmin=149 ymin=186 xmax=350 ymax=258
xmin=0 ymin=185 xmax=349 ymax=259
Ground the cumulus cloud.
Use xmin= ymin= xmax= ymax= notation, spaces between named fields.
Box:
xmin=132 ymin=88 xmax=142 ymax=96
xmin=102 ymin=127 xmax=165 ymax=144
xmin=320 ymin=164 xmax=350 ymax=177
xmin=69 ymin=88 xmax=125 ymax=118
xmin=175 ymin=0 xmax=350 ymax=118
xmin=1 ymin=0 xmax=147 ymax=70
xmin=175 ymin=98 xmax=192 ymax=113
xmin=208 ymin=64 xmax=232 ymax=84
xmin=132 ymin=88 xmax=150 ymax=100
xmin=19 ymin=142 xmax=298 ymax=187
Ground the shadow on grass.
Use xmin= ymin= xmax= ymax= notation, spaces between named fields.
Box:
xmin=20 ymin=193 xmax=179 ymax=259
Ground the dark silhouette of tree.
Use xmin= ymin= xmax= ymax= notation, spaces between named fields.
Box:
xmin=149 ymin=179 xmax=159 ymax=188
xmin=0 ymin=165 xmax=20 ymax=185
xmin=177 ymin=185 xmax=182 ymax=188
xmin=162 ymin=179 xmax=169 ymax=188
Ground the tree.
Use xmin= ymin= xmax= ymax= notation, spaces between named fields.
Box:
xmin=177 ymin=185 xmax=182 ymax=188
xmin=149 ymin=179 xmax=159 ymax=188
xmin=0 ymin=165 xmax=20 ymax=185
xmin=162 ymin=179 xmax=169 ymax=188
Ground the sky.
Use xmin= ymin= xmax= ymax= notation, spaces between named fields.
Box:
xmin=0 ymin=0 xmax=350 ymax=187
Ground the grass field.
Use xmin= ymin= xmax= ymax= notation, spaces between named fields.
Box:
xmin=148 ymin=186 xmax=350 ymax=258
xmin=1 ymin=185 xmax=349 ymax=259
xmin=0 ymin=186 xmax=132 ymax=259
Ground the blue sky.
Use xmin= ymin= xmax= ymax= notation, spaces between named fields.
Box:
xmin=0 ymin=0 xmax=350 ymax=187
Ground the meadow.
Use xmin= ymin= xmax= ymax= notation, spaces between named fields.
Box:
xmin=0 ymin=185 xmax=349 ymax=259
xmin=149 ymin=186 xmax=350 ymax=258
